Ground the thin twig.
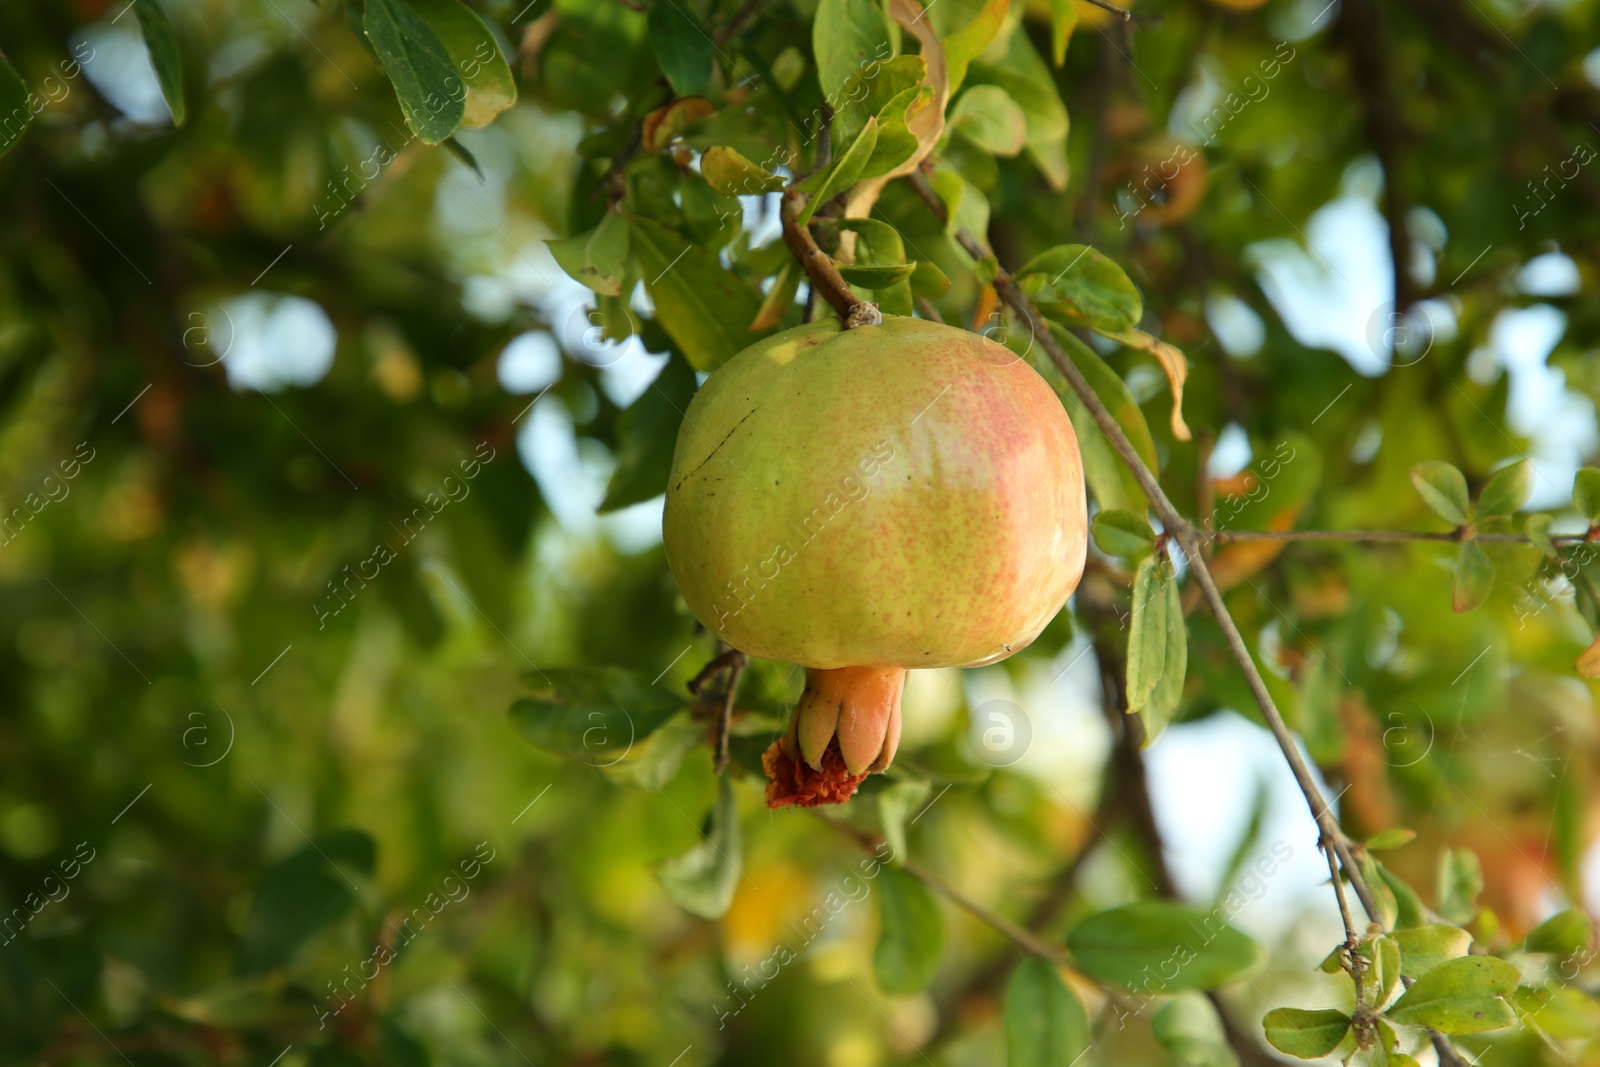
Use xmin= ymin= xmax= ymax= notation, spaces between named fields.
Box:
xmin=687 ymin=647 xmax=744 ymax=697
xmin=828 ymin=821 xmax=1065 ymax=963
xmin=1342 ymin=0 xmax=1416 ymax=313
xmin=1208 ymin=528 xmax=1587 ymax=545
xmin=714 ymin=0 xmax=766 ymax=47
xmin=780 ymin=190 xmax=878 ymax=327
xmin=1081 ymin=0 xmax=1133 ymax=20
xmin=714 ymin=652 xmax=746 ymax=774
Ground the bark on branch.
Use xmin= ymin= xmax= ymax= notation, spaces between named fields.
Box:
xmin=780 ymin=190 xmax=881 ymax=329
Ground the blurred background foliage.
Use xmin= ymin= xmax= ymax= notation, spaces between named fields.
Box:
xmin=2 ymin=0 xmax=1600 ymax=1064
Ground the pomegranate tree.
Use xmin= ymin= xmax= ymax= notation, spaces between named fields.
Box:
xmin=663 ymin=315 xmax=1088 ymax=807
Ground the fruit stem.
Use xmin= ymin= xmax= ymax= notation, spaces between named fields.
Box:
xmin=780 ymin=190 xmax=882 ymax=330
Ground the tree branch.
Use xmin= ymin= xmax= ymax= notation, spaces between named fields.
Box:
xmin=903 ymin=165 xmax=1479 ymax=1065
xmin=1208 ymin=528 xmax=1586 ymax=545
xmin=780 ymin=190 xmax=880 ymax=328
xmin=903 ymin=163 xmax=1383 ymax=922
xmin=1342 ymin=0 xmax=1418 ymax=313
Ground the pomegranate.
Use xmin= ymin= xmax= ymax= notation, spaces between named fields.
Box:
xmin=662 ymin=315 xmax=1087 ymax=806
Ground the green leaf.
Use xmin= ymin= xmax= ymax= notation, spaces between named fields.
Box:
xmin=873 ymin=867 xmax=945 ymax=994
xmin=1126 ymin=555 xmax=1167 ymax=713
xmin=1364 ymin=935 xmax=1403 ymax=1009
xmin=1376 ymin=858 xmax=1428 ymax=930
xmin=751 ymin=259 xmax=801 ymax=331
xmin=1366 ymin=827 xmax=1416 ymax=851
xmin=602 ymin=355 xmax=696 ymax=512
xmin=858 ymin=84 xmax=928 ymax=178
xmin=1524 ymin=513 xmax=1557 ymax=555
xmin=1393 ymin=924 xmax=1473 ymax=979
xmin=1515 ymin=983 xmax=1600 ymax=1040
xmin=1152 ymin=993 xmax=1237 ymax=1067
xmin=968 ymin=30 xmax=1070 ymax=190
xmin=1454 ymin=537 xmax=1494 ymax=612
xmin=832 ymin=56 xmax=927 ymax=153
xmin=1005 ymin=957 xmax=1090 ymax=1067
xmin=1046 ymin=0 xmax=1080 ymax=65
xmin=655 ymin=775 xmax=740 ymax=919
xmin=1019 ymin=244 xmax=1143 ymax=333
xmin=1261 ymin=1007 xmax=1351 ymax=1059
xmin=1066 ymin=335 xmax=1161 ymax=478
xmin=910 ymin=260 xmax=951 ymax=298
xmin=1142 ymin=571 xmax=1187 ymax=745
xmin=510 ymin=667 xmax=686 ymax=762
xmin=1478 ymin=460 xmax=1532 ymax=517
xmin=547 ymin=210 xmax=631 ymax=296
xmin=631 ymin=216 xmax=762 ymax=371
xmin=442 ymin=135 xmax=483 ymax=177
xmin=700 ymin=146 xmax=784 ymax=197
xmin=1032 ymin=325 xmax=1160 ymax=516
xmin=242 ymin=828 xmax=376 ymax=971
xmin=1575 ymin=467 xmax=1600 ymax=524
xmin=799 ymin=117 xmax=879 ymax=223
xmin=134 ymin=0 xmax=186 ymax=126
xmin=0 ymin=49 xmax=31 ymax=155
xmin=647 ymin=0 xmax=713 ymax=97
xmin=362 ymin=0 xmax=466 ymax=144
xmin=1092 ymin=509 xmax=1156 ymax=559
xmin=1409 ymin=461 xmax=1470 ymax=526
xmin=409 ymin=0 xmax=517 ymax=128
xmin=876 ymin=779 xmax=930 ymax=865
xmin=838 ymin=262 xmax=917 ymax=288
xmin=948 ymin=84 xmax=1026 ymax=156
xmin=1440 ymin=851 xmax=1484 ymax=927
xmin=941 ymin=0 xmax=1007 ymax=93
xmin=1066 ymin=902 xmax=1262 ymax=991
xmin=1384 ymin=955 xmax=1520 ymax=1034
xmin=813 ymin=0 xmax=891 ymax=101
xmin=1524 ymin=908 xmax=1592 ymax=956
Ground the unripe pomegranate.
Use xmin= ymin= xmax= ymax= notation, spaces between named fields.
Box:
xmin=663 ymin=316 xmax=1087 ymax=806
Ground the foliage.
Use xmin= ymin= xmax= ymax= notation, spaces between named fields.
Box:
xmin=1 ymin=0 xmax=1599 ymax=1064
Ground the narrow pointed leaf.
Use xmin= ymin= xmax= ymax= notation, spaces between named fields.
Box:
xmin=1453 ymin=537 xmax=1493 ymax=613
xmin=134 ymin=0 xmax=186 ymax=125
xmin=1126 ymin=555 xmax=1167 ymax=713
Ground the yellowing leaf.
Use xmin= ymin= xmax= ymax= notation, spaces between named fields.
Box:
xmin=841 ymin=0 xmax=949 ymax=221
xmin=1102 ymin=327 xmax=1191 ymax=441
xmin=700 ymin=146 xmax=785 ymax=197
xmin=1577 ymin=634 xmax=1600 ymax=677
xmin=642 ymin=97 xmax=716 ymax=152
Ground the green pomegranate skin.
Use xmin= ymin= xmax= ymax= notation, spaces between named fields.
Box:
xmin=662 ymin=315 xmax=1087 ymax=671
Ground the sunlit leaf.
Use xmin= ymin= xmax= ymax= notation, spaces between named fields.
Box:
xmin=1262 ymin=1007 xmax=1350 ymax=1059
xmin=1409 ymin=461 xmax=1470 ymax=526
xmin=1384 ymin=955 xmax=1519 ymax=1034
